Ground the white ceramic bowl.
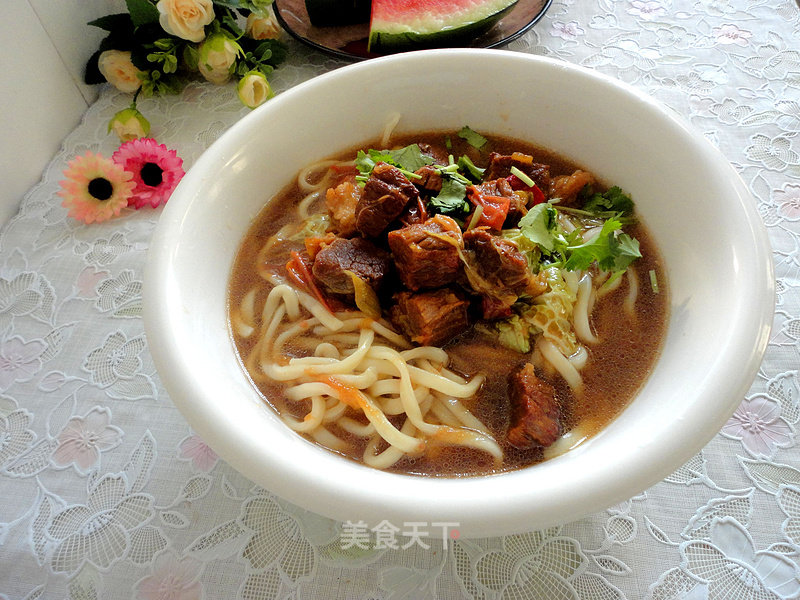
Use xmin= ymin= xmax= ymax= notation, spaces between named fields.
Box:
xmin=144 ymin=49 xmax=774 ymax=538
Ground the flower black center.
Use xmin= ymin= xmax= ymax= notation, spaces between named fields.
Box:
xmin=88 ymin=177 xmax=113 ymax=201
xmin=141 ymin=162 xmax=164 ymax=187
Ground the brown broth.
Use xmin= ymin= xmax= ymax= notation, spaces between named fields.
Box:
xmin=228 ymin=131 xmax=669 ymax=477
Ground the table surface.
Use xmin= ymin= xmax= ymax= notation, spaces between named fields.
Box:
xmin=2 ymin=1 xmax=799 ymax=598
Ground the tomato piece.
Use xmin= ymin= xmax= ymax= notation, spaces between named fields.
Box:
xmin=466 ymin=185 xmax=510 ymax=230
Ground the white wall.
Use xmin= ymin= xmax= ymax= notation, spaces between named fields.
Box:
xmin=0 ymin=0 xmax=124 ymax=226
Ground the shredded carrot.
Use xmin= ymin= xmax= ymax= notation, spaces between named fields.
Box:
xmin=320 ymin=376 xmax=376 ymax=418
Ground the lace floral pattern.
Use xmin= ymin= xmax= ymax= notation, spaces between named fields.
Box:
xmin=1 ymin=1 xmax=799 ymax=598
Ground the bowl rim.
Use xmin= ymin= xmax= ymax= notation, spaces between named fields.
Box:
xmin=143 ymin=48 xmax=775 ymax=538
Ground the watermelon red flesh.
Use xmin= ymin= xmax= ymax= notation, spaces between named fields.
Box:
xmin=368 ymin=0 xmax=519 ymax=52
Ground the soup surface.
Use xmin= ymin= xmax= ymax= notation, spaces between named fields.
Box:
xmin=229 ymin=129 xmax=668 ymax=476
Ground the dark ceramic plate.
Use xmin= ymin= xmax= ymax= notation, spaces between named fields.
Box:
xmin=274 ymin=0 xmax=552 ymax=60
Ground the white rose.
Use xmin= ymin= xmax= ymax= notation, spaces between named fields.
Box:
xmin=198 ymin=34 xmax=241 ymax=85
xmin=98 ymin=50 xmax=143 ymax=94
xmin=245 ymin=12 xmax=281 ymax=40
xmin=237 ymin=71 xmax=272 ymax=109
xmin=156 ymin=0 xmax=215 ymax=43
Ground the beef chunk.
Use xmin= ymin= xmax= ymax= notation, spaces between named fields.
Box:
xmin=312 ymin=237 xmax=391 ymax=296
xmin=485 ymin=152 xmax=551 ymax=194
xmin=387 ymin=215 xmax=463 ymax=291
xmin=463 ymin=228 xmax=531 ymax=294
xmin=355 ymin=162 xmax=420 ymax=237
xmin=507 ymin=363 xmax=560 ymax=449
xmin=398 ymin=197 xmax=429 ymax=227
xmin=413 ymin=165 xmax=444 ymax=194
xmin=390 ymin=288 xmax=469 ymax=346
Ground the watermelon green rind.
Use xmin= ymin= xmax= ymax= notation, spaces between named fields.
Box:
xmin=368 ymin=0 xmax=519 ymax=53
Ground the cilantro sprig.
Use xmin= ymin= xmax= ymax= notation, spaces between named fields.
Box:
xmin=580 ymin=185 xmax=635 ymax=217
xmin=458 ymin=126 xmax=488 ymax=149
xmin=563 ymin=218 xmax=641 ymax=272
xmin=355 ymin=144 xmax=433 ymax=183
xmin=514 ymin=200 xmax=641 ymax=273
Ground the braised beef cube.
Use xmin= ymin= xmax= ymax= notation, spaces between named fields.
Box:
xmin=312 ymin=237 xmax=391 ymax=296
xmin=413 ymin=165 xmax=444 ymax=194
xmin=390 ymin=288 xmax=470 ymax=347
xmin=399 ymin=196 xmax=429 ymax=227
xmin=463 ymin=228 xmax=530 ymax=294
xmin=485 ymin=152 xmax=551 ymax=195
xmin=355 ymin=162 xmax=419 ymax=238
xmin=471 ymin=177 xmax=515 ymax=199
xmin=507 ymin=363 xmax=560 ymax=449
xmin=388 ymin=215 xmax=463 ymax=291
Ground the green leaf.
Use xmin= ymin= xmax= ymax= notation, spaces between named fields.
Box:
xmin=87 ymin=13 xmax=132 ymax=31
xmin=429 ymin=177 xmax=469 ymax=216
xmin=84 ymin=50 xmax=105 ymax=85
xmin=458 ymin=126 xmax=488 ymax=149
xmin=152 ymin=38 xmax=175 ymax=50
xmin=564 ymin=218 xmax=641 ymax=272
xmin=355 ymin=144 xmax=434 ymax=176
xmin=183 ymin=44 xmax=199 ymax=70
xmin=221 ymin=12 xmax=243 ymax=36
xmin=457 ymin=155 xmax=484 ymax=182
xmin=582 ymin=185 xmax=634 ymax=216
xmin=126 ymin=0 xmax=160 ymax=27
xmin=255 ymin=42 xmax=273 ymax=60
xmin=518 ymin=203 xmax=559 ymax=253
xmin=610 ymin=233 xmax=642 ymax=270
xmin=212 ymin=0 xmax=275 ymax=15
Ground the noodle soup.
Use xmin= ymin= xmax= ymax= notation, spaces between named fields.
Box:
xmin=228 ymin=130 xmax=668 ymax=476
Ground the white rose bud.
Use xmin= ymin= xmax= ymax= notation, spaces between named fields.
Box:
xmin=108 ymin=107 xmax=151 ymax=142
xmin=238 ymin=71 xmax=273 ymax=109
xmin=198 ymin=33 xmax=242 ymax=85
xmin=156 ymin=0 xmax=215 ymax=43
xmin=98 ymin=50 xmax=143 ymax=94
xmin=245 ymin=12 xmax=281 ymax=40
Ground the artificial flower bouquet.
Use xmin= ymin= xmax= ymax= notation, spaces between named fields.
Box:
xmin=85 ymin=0 xmax=288 ymax=139
xmin=60 ymin=0 xmax=288 ymax=225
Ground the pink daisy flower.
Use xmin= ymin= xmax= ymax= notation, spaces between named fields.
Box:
xmin=59 ymin=151 xmax=134 ymax=224
xmin=112 ymin=138 xmax=185 ymax=209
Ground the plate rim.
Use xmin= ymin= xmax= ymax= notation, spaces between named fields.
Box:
xmin=273 ymin=0 xmax=553 ymax=61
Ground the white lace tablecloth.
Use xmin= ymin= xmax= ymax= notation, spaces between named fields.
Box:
xmin=1 ymin=1 xmax=799 ymax=598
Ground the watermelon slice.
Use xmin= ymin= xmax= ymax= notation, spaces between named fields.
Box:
xmin=367 ymin=0 xmax=519 ymax=53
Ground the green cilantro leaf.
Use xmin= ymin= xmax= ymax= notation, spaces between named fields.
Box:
xmin=518 ymin=203 xmax=560 ymax=253
xmin=457 ymin=126 xmax=488 ymax=149
xmin=429 ymin=177 xmax=469 ymax=216
xmin=357 ymin=144 xmax=434 ymax=174
xmin=582 ymin=185 xmax=634 ymax=216
xmin=563 ymin=218 xmax=641 ymax=271
xmin=457 ymin=155 xmax=485 ymax=182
